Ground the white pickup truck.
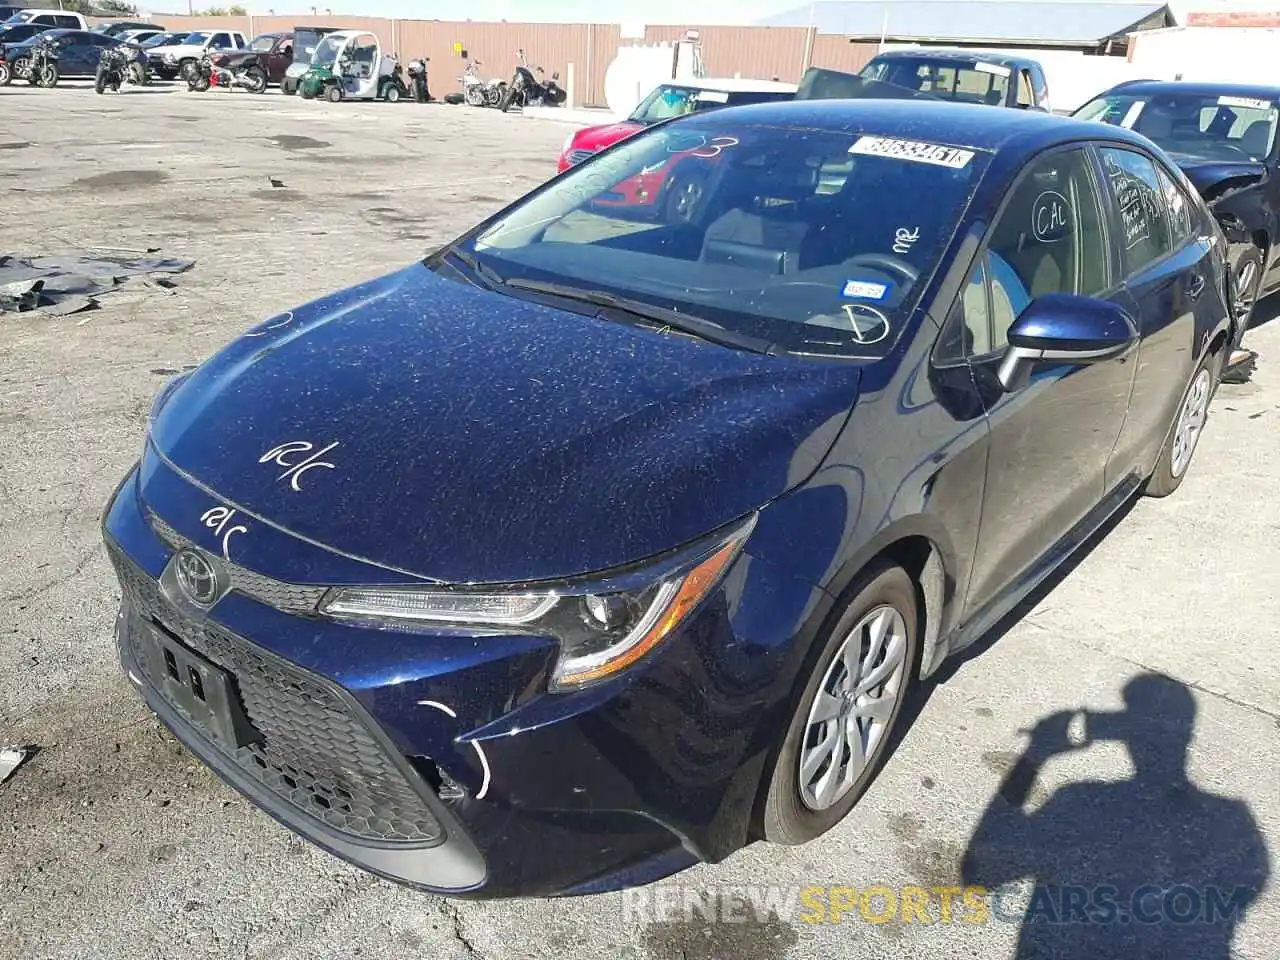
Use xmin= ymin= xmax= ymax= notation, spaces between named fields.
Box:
xmin=146 ymin=28 xmax=245 ymax=82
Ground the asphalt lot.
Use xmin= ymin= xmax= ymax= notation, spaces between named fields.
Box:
xmin=1 ymin=80 xmax=1277 ymax=960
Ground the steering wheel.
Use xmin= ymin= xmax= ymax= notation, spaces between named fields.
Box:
xmin=1214 ymin=141 xmax=1252 ymax=160
xmin=844 ymin=253 xmax=919 ymax=284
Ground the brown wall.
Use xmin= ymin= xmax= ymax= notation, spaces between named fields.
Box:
xmin=107 ymin=16 xmax=879 ymax=107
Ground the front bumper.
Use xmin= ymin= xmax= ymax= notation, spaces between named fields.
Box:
xmin=103 ymin=457 xmax=829 ymax=897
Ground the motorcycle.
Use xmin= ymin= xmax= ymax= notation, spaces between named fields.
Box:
xmin=188 ymin=52 xmax=267 ymax=94
xmin=95 ymin=46 xmax=141 ymax=94
xmin=25 ymin=35 xmax=59 ymax=88
xmin=407 ymin=57 xmax=433 ymax=103
xmin=458 ymin=59 xmax=504 ymax=107
xmin=499 ymin=48 xmax=565 ymax=112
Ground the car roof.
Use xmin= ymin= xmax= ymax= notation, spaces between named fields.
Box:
xmin=1102 ymin=79 xmax=1280 ymax=102
xmin=662 ymin=76 xmax=798 ymax=94
xmin=701 ymin=97 xmax=1152 ymax=153
xmin=871 ymin=48 xmax=1036 ymax=68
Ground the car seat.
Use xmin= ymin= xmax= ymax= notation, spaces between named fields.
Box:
xmin=699 ymin=160 xmax=815 ymax=274
xmin=1239 ymin=119 xmax=1273 ymax=158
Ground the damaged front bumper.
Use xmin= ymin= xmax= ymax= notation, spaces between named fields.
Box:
xmin=102 ymin=461 xmax=828 ymax=897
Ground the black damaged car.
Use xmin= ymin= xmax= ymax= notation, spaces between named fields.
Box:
xmin=1077 ymin=81 xmax=1280 ymax=345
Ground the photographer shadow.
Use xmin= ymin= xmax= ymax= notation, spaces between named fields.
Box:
xmin=960 ymin=673 xmax=1270 ymax=959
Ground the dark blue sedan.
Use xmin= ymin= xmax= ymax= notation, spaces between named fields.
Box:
xmin=4 ymin=28 xmax=145 ymax=81
xmin=102 ymin=100 xmax=1234 ymax=898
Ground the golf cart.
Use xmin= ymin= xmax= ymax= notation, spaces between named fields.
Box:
xmin=296 ymin=29 xmax=402 ymax=102
xmin=280 ymin=24 xmax=337 ymax=95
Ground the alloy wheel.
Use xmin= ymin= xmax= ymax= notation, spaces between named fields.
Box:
xmin=1170 ymin=367 xmax=1211 ymax=479
xmin=1234 ymin=259 xmax=1259 ymax=325
xmin=669 ymin=179 xmax=704 ymax=223
xmin=798 ymin=605 xmax=909 ymax=811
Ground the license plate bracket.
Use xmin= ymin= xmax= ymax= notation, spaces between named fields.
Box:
xmin=138 ymin=622 xmax=260 ymax=752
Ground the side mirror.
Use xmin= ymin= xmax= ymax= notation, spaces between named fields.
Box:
xmin=997 ymin=294 xmax=1138 ymax=392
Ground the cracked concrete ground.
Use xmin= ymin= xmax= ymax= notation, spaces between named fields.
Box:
xmin=1 ymin=81 xmax=1277 ymax=960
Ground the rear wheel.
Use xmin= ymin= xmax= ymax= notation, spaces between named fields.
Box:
xmin=499 ymin=85 xmax=516 ymax=112
xmin=325 ymin=83 xmax=343 ymax=102
xmin=128 ymin=62 xmax=145 ymax=85
xmin=383 ymin=83 xmax=400 ymax=102
xmin=94 ymin=63 xmax=107 ymax=94
xmin=0 ymin=62 xmax=10 ymax=86
xmin=1146 ymin=351 xmax=1219 ymax=498
xmin=179 ymin=59 xmax=197 ymax=83
xmin=281 ymin=76 xmax=297 ymax=95
xmin=759 ymin=562 xmax=919 ymax=845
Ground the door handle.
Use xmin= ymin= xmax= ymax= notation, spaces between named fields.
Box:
xmin=1186 ymin=273 xmax=1206 ymax=300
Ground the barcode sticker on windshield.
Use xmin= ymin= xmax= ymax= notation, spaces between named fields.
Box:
xmin=695 ymin=89 xmax=729 ymax=102
xmin=849 ymin=136 xmax=975 ymax=169
xmin=974 ymin=61 xmax=1012 ymax=77
xmin=1218 ymin=95 xmax=1272 ymax=110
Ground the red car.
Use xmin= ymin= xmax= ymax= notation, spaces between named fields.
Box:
xmin=557 ymin=77 xmax=796 ymax=221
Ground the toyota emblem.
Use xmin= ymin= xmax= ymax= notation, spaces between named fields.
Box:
xmin=174 ymin=549 xmax=221 ymax=607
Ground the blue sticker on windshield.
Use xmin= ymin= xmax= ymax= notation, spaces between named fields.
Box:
xmin=842 ymin=279 xmax=890 ymax=300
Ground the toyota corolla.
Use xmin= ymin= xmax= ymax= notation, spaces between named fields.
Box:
xmin=103 ymin=100 xmax=1233 ymax=898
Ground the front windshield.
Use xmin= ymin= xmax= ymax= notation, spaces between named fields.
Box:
xmin=628 ymin=85 xmax=791 ymax=124
xmin=310 ymin=34 xmax=342 ymax=68
xmin=1076 ymin=91 xmax=1279 ymax=163
xmin=860 ymin=58 xmax=1011 ymax=105
xmin=249 ymin=34 xmax=275 ymax=51
xmin=142 ymin=32 xmax=184 ymax=47
xmin=462 ymin=119 xmax=988 ymax=357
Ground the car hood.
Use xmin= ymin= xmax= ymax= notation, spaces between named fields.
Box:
xmin=149 ymin=264 xmax=861 ymax=583
xmin=572 ymin=120 xmax=644 ymax=152
xmin=147 ymin=43 xmax=201 ymax=55
xmin=1171 ymin=156 xmax=1268 ymax=203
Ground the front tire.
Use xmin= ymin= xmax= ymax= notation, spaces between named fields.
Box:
xmin=128 ymin=62 xmax=145 ymax=85
xmin=0 ymin=61 xmax=10 ymax=86
xmin=325 ymin=83 xmax=343 ymax=102
xmin=499 ymin=86 xmax=515 ymax=112
xmin=244 ymin=65 xmax=266 ymax=94
xmin=36 ymin=62 xmax=57 ymax=88
xmin=179 ymin=59 xmax=197 ymax=83
xmin=95 ymin=63 xmax=107 ymax=94
xmin=281 ymin=76 xmax=297 ymax=95
xmin=383 ymin=83 xmax=400 ymax=102
xmin=759 ymin=562 xmax=920 ymax=845
xmin=1145 ymin=351 xmax=1219 ymax=498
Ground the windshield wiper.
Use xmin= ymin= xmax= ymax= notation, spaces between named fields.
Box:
xmin=502 ymin=278 xmax=777 ymax=355
xmin=433 ymin=245 xmax=506 ymax=289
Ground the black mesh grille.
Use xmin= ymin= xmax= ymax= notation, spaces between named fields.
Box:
xmin=109 ymin=545 xmax=443 ymax=845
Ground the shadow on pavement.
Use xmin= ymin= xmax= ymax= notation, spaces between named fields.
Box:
xmin=960 ymin=672 xmax=1271 ymax=958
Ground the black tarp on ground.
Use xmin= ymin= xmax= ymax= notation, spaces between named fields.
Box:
xmin=0 ymin=252 xmax=194 ymax=316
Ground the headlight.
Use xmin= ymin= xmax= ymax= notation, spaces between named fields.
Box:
xmin=320 ymin=515 xmax=756 ymax=690
xmin=162 ymin=53 xmax=177 ymax=63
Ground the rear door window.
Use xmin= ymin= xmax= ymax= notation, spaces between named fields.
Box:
xmin=1098 ymin=147 xmax=1173 ymax=274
